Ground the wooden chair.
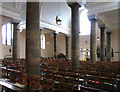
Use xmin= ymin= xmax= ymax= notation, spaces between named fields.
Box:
xmin=57 ymin=82 xmax=74 ymax=91
xmin=29 ymin=75 xmax=41 ymax=91
xmin=7 ymin=69 xmax=14 ymax=82
xmin=67 ymin=66 xmax=76 ymax=73
xmin=55 ymin=71 xmax=65 ymax=82
xmin=45 ymin=70 xmax=55 ymax=80
xmin=69 ymin=72 xmax=79 ymax=84
xmin=100 ymin=76 xmax=117 ymax=91
xmin=42 ymin=78 xmax=54 ymax=92
xmin=84 ymin=75 xmax=101 ymax=89
xmin=68 ymin=72 xmax=79 ymax=90
xmin=19 ymin=73 xmax=28 ymax=88
xmin=14 ymin=70 xmax=21 ymax=83
xmin=80 ymin=86 xmax=101 ymax=92
xmin=1 ymin=68 xmax=7 ymax=78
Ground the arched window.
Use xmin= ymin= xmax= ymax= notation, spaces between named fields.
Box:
xmin=80 ymin=9 xmax=91 ymax=35
xmin=41 ymin=34 xmax=45 ymax=49
xmin=2 ymin=23 xmax=13 ymax=45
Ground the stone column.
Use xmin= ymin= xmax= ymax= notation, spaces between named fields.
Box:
xmin=88 ymin=15 xmax=98 ymax=63
xmin=99 ymin=24 xmax=105 ymax=61
xmin=106 ymin=30 xmax=111 ymax=61
xmin=65 ymin=35 xmax=69 ymax=58
xmin=11 ymin=20 xmax=20 ymax=61
xmin=53 ymin=32 xmax=57 ymax=58
xmin=26 ymin=2 xmax=40 ymax=76
xmin=119 ymin=28 xmax=120 ymax=61
xmin=118 ymin=7 xmax=120 ymax=61
xmin=68 ymin=3 xmax=81 ymax=68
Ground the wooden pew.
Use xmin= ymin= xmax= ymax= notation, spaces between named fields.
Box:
xmin=0 ymin=80 xmax=26 ymax=92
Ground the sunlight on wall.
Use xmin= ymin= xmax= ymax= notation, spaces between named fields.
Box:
xmin=41 ymin=34 xmax=45 ymax=49
xmin=80 ymin=9 xmax=91 ymax=35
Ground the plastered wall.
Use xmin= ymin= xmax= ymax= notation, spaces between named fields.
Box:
xmin=41 ymin=33 xmax=54 ymax=57
xmin=0 ymin=15 xmax=2 ymax=59
xmin=111 ymin=30 xmax=118 ymax=61
xmin=41 ymin=33 xmax=66 ymax=58
xmin=0 ymin=26 xmax=119 ymax=61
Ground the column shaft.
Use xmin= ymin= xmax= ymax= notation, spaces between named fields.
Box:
xmin=89 ymin=16 xmax=97 ymax=63
xmin=65 ymin=35 xmax=68 ymax=57
xmin=12 ymin=22 xmax=19 ymax=61
xmin=118 ymin=7 xmax=120 ymax=61
xmin=69 ymin=3 xmax=80 ymax=68
xmin=26 ymin=2 xmax=40 ymax=76
xmin=106 ymin=32 xmax=111 ymax=61
xmin=100 ymin=26 xmax=105 ymax=61
xmin=53 ymin=32 xmax=57 ymax=58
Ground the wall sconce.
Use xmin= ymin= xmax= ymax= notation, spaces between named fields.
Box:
xmin=47 ymin=41 xmax=49 ymax=44
xmin=97 ymin=37 xmax=99 ymax=40
xmin=56 ymin=16 xmax=62 ymax=25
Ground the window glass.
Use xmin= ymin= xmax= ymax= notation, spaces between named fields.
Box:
xmin=7 ymin=23 xmax=11 ymax=45
xmin=2 ymin=25 xmax=6 ymax=44
xmin=41 ymin=34 xmax=45 ymax=49
xmin=2 ymin=23 xmax=13 ymax=45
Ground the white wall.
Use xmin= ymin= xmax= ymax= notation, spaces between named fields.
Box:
xmin=0 ymin=15 xmax=2 ymax=59
xmin=57 ymin=34 xmax=65 ymax=55
xmin=0 ymin=15 xmax=12 ymax=59
xmin=20 ymin=30 xmax=26 ymax=59
xmin=41 ymin=33 xmax=66 ymax=57
xmin=80 ymin=35 xmax=90 ymax=49
xmin=2 ymin=45 xmax=12 ymax=58
xmin=17 ymin=30 xmax=26 ymax=59
xmin=42 ymin=2 xmax=71 ymax=29
xmin=111 ymin=30 xmax=119 ymax=61
xmin=41 ymin=33 xmax=54 ymax=57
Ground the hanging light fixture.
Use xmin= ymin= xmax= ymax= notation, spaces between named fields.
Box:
xmin=56 ymin=16 xmax=61 ymax=25
xmin=56 ymin=1 xmax=62 ymax=25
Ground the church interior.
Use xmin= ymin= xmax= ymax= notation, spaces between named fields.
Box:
xmin=0 ymin=0 xmax=120 ymax=91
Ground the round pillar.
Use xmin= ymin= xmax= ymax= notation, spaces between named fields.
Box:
xmin=11 ymin=20 xmax=20 ymax=61
xmin=99 ymin=24 xmax=105 ymax=61
xmin=26 ymin=2 xmax=40 ymax=76
xmin=88 ymin=14 xmax=98 ymax=63
xmin=106 ymin=30 xmax=112 ymax=61
xmin=68 ymin=3 xmax=81 ymax=68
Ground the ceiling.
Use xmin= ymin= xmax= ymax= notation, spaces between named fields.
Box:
xmin=84 ymin=2 xmax=119 ymax=31
xmin=98 ymin=9 xmax=119 ymax=31
xmin=1 ymin=1 xmax=119 ymax=32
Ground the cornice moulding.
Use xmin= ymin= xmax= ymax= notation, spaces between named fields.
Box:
xmin=0 ymin=4 xmax=22 ymax=20
xmin=18 ymin=19 xmax=70 ymax=35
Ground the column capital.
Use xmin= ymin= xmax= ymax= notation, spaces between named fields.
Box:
xmin=88 ymin=14 xmax=98 ymax=21
xmin=10 ymin=19 xmax=20 ymax=24
xmin=106 ymin=30 xmax=112 ymax=33
xmin=67 ymin=2 xmax=81 ymax=9
xmin=53 ymin=31 xmax=59 ymax=35
xmin=98 ymin=24 xmax=106 ymax=29
xmin=65 ymin=34 xmax=69 ymax=38
xmin=67 ymin=0 xmax=86 ymax=6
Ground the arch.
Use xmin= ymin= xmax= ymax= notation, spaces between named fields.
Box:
xmin=80 ymin=9 xmax=91 ymax=35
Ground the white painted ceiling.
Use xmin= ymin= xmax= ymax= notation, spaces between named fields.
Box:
xmin=84 ymin=2 xmax=119 ymax=31
xmin=1 ymin=1 xmax=119 ymax=32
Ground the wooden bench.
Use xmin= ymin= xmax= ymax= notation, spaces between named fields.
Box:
xmin=0 ymin=80 xmax=26 ymax=92
xmin=80 ymin=86 xmax=101 ymax=92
